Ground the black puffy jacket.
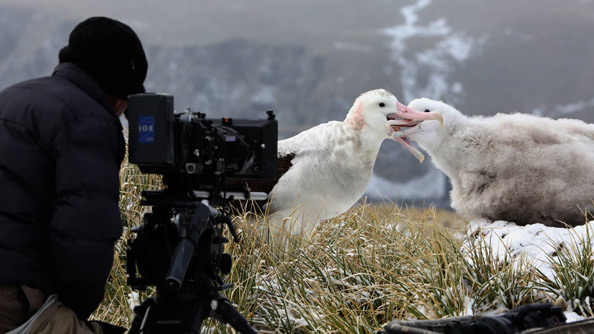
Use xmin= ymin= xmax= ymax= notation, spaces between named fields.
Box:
xmin=0 ymin=63 xmax=125 ymax=319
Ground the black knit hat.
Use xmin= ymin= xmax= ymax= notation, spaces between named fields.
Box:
xmin=59 ymin=16 xmax=148 ymax=99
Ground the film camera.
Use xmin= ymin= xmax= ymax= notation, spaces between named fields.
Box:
xmin=125 ymin=93 xmax=277 ymax=333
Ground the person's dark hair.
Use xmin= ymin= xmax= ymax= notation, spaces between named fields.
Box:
xmin=59 ymin=16 xmax=148 ymax=99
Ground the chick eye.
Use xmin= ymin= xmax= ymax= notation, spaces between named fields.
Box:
xmin=379 ymin=103 xmax=385 ymax=107
xmin=424 ymin=109 xmax=431 ymax=113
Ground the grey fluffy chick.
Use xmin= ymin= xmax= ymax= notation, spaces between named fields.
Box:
xmin=396 ymin=98 xmax=594 ymax=227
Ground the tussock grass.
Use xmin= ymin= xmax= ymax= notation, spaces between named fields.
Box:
xmin=534 ymin=224 xmax=594 ymax=317
xmin=91 ymin=161 xmax=594 ymax=332
xmin=461 ymin=236 xmax=539 ymax=313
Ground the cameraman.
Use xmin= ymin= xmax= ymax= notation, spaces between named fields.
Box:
xmin=0 ymin=17 xmax=147 ymax=333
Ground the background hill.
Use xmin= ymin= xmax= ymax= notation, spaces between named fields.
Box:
xmin=2 ymin=0 xmax=594 ymax=208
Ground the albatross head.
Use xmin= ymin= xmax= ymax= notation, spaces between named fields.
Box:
xmin=390 ymin=98 xmax=456 ymax=156
xmin=344 ymin=90 xmax=444 ymax=163
xmin=346 ymin=90 xmax=443 ymax=155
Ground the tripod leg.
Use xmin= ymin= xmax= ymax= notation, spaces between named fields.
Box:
xmin=129 ymin=296 xmax=207 ymax=334
xmin=188 ymin=304 xmax=205 ymax=334
xmin=128 ymin=298 xmax=154 ymax=334
xmin=212 ymin=296 xmax=257 ymax=334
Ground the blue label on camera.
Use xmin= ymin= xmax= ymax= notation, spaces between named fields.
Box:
xmin=138 ymin=116 xmax=155 ymax=143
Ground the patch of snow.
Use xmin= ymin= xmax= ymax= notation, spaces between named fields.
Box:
xmin=128 ymin=291 xmax=140 ymax=310
xmin=464 ymin=219 xmax=594 ymax=281
xmin=565 ymin=311 xmax=586 ymax=323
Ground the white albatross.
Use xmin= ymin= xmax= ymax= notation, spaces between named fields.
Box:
xmin=393 ymin=98 xmax=594 ymax=227
xmin=259 ymin=89 xmax=443 ymax=236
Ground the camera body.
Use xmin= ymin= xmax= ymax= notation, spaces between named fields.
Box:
xmin=126 ymin=93 xmax=274 ymax=334
xmin=128 ymin=93 xmax=277 ymax=193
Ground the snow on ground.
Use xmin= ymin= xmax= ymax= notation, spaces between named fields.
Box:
xmin=463 ymin=219 xmax=594 ymax=322
xmin=464 ymin=220 xmax=594 ymax=280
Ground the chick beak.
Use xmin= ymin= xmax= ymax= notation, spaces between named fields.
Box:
xmin=396 ymin=101 xmax=443 ymax=125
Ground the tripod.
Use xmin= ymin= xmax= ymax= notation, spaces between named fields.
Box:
xmin=127 ymin=190 xmax=257 ymax=334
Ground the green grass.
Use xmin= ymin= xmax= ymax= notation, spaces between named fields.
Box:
xmin=91 ymin=161 xmax=594 ymax=332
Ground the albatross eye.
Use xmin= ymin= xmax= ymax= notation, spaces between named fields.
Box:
xmin=424 ymin=109 xmax=431 ymax=113
xmin=379 ymin=103 xmax=386 ymax=107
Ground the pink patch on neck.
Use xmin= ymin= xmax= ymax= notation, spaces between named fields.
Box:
xmin=345 ymin=100 xmax=365 ymax=130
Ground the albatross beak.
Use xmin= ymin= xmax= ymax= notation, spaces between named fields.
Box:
xmin=396 ymin=101 xmax=443 ymax=125
xmin=384 ymin=101 xmax=442 ymax=163
xmin=393 ymin=136 xmax=425 ymax=163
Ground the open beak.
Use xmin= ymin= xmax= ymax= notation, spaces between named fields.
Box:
xmin=396 ymin=101 xmax=443 ymax=125
xmin=393 ymin=136 xmax=425 ymax=163
xmin=385 ymin=101 xmax=444 ymax=133
xmin=384 ymin=102 xmax=443 ymax=163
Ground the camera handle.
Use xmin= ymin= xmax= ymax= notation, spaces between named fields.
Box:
xmin=165 ymin=209 xmax=208 ymax=291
